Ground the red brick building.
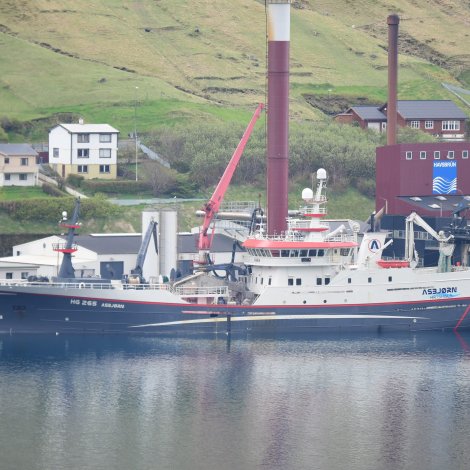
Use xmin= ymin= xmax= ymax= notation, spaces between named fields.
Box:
xmin=336 ymin=100 xmax=468 ymax=141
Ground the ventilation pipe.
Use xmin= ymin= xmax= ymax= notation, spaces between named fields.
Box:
xmin=387 ymin=14 xmax=399 ymax=145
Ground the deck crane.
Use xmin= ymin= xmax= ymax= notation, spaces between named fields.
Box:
xmin=197 ymin=103 xmax=264 ymax=266
xmin=405 ymin=211 xmax=454 ymax=271
xmin=127 ymin=219 xmax=158 ymax=284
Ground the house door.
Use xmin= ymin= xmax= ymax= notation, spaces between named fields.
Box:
xmin=100 ymin=261 xmax=124 ymax=280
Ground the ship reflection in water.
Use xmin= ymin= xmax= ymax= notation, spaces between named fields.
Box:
xmin=1 ymin=332 xmax=470 ymax=470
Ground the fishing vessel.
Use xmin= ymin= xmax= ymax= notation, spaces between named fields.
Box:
xmin=1 ymin=1 xmax=469 ymax=335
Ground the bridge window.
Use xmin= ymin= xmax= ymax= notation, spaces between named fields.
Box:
xmin=434 ymin=151 xmax=440 ymax=160
xmin=318 ymin=249 xmax=325 ymax=257
xmin=300 ymin=249 xmax=308 ymax=257
xmin=271 ymin=250 xmax=280 ymax=257
xmin=281 ymin=250 xmax=290 ymax=257
xmin=388 ymin=276 xmax=392 ymax=282
xmin=308 ymin=249 xmax=317 ymax=256
xmin=340 ymin=248 xmax=351 ymax=256
xmin=290 ymin=250 xmax=299 ymax=257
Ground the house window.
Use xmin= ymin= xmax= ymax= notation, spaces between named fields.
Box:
xmin=19 ymin=174 xmax=27 ymax=181
xmin=4 ymin=157 xmax=9 ymax=164
xmin=425 ymin=121 xmax=434 ymax=129
xmin=381 ymin=122 xmax=387 ymax=130
xmin=434 ymin=151 xmax=441 ymax=160
xmin=316 ymin=278 xmax=322 ymax=285
xmin=6 ymin=273 xmax=13 ymax=280
xmin=447 ymin=151 xmax=455 ymax=159
xmin=463 ymin=150 xmax=469 ymax=159
xmin=53 ymin=148 xmax=59 ymax=158
xmin=20 ymin=158 xmax=28 ymax=166
xmin=325 ymin=278 xmax=330 ymax=285
xmin=420 ymin=151 xmax=427 ymax=160
xmin=405 ymin=151 xmax=413 ymax=160
xmin=388 ymin=276 xmax=392 ymax=282
xmin=77 ymin=165 xmax=88 ymax=173
xmin=368 ymin=277 xmax=372 ymax=283
xmin=4 ymin=173 xmax=10 ymax=180
xmin=296 ymin=278 xmax=301 ymax=286
xmin=99 ymin=148 xmax=111 ymax=158
xmin=99 ymin=165 xmax=110 ymax=173
xmin=99 ymin=134 xmax=112 ymax=143
xmin=77 ymin=134 xmax=90 ymax=143
xmin=77 ymin=148 xmax=89 ymax=158
xmin=288 ymin=278 xmax=294 ymax=286
xmin=442 ymin=121 xmax=460 ymax=131
xmin=410 ymin=121 xmax=420 ymax=129
xmin=21 ymin=272 xmax=29 ymax=280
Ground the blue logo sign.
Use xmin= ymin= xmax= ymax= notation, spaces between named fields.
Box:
xmin=433 ymin=161 xmax=457 ymax=194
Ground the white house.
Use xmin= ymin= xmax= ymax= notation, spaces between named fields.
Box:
xmin=0 ymin=143 xmax=39 ymax=187
xmin=48 ymin=120 xmax=119 ymax=180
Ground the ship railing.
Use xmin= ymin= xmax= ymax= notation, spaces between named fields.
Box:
xmin=174 ymin=285 xmax=229 ymax=298
xmin=299 ymin=205 xmax=327 ymax=215
xmin=252 ymin=232 xmax=305 ymax=242
xmin=324 ymin=234 xmax=356 ymax=243
xmin=288 ymin=219 xmax=330 ymax=230
xmin=0 ymin=279 xmax=173 ymax=291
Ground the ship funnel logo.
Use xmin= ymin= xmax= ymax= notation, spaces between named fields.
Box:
xmin=368 ymin=239 xmax=382 ymax=252
xmin=433 ymin=161 xmax=457 ymax=194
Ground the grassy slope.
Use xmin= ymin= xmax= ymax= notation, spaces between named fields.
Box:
xmin=0 ymin=0 xmax=468 ymax=135
xmin=0 ymin=0 xmax=467 ymax=227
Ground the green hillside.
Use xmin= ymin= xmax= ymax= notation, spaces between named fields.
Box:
xmin=0 ymin=0 xmax=469 ymax=137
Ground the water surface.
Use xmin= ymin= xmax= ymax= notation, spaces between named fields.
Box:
xmin=1 ymin=332 xmax=469 ymax=470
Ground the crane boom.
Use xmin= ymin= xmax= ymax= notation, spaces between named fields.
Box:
xmin=197 ymin=103 xmax=264 ymax=263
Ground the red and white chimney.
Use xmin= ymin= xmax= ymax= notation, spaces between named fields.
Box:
xmin=387 ymin=14 xmax=399 ymax=146
xmin=267 ymin=0 xmax=291 ymax=235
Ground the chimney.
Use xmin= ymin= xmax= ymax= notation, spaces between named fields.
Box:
xmin=387 ymin=14 xmax=399 ymax=145
xmin=266 ymin=0 xmax=291 ymax=235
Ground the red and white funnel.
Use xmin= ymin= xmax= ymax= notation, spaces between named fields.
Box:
xmin=267 ymin=0 xmax=291 ymax=235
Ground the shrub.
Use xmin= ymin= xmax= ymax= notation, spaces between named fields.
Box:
xmin=81 ymin=180 xmax=152 ymax=195
xmin=66 ymin=174 xmax=85 ymax=188
xmin=41 ymin=183 xmax=67 ymax=197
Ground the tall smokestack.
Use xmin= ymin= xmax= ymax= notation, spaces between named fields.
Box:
xmin=387 ymin=14 xmax=399 ymax=145
xmin=267 ymin=0 xmax=291 ymax=235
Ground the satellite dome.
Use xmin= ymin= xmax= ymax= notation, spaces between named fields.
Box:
xmin=317 ymin=168 xmax=327 ymax=180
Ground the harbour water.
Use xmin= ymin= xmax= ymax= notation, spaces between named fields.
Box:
xmin=1 ymin=332 xmax=470 ymax=470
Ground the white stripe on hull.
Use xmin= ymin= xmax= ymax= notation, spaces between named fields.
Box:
xmin=130 ymin=314 xmax=427 ymax=328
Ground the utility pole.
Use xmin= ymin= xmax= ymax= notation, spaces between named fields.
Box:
xmin=134 ymin=86 xmax=139 ymax=181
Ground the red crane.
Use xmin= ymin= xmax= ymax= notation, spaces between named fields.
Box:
xmin=197 ymin=103 xmax=264 ymax=265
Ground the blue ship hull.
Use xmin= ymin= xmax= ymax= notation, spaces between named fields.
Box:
xmin=1 ymin=287 xmax=469 ymax=334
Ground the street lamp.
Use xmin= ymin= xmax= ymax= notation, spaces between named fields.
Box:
xmin=134 ymin=86 xmax=139 ymax=182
